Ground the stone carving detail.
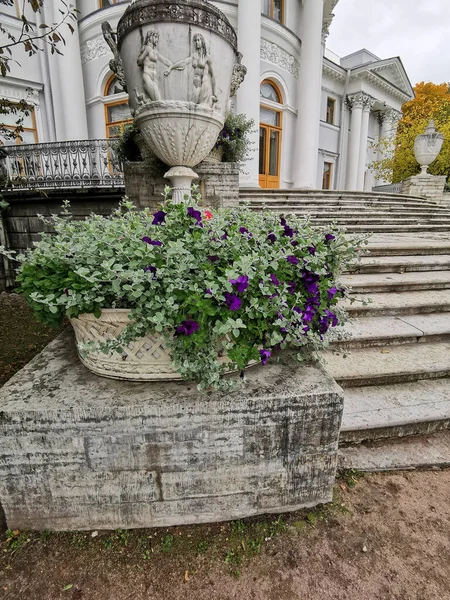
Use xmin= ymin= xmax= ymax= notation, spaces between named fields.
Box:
xmin=347 ymin=93 xmax=375 ymax=112
xmin=164 ymin=33 xmax=218 ymax=108
xmin=101 ymin=22 xmax=127 ymax=92
xmin=137 ymin=29 xmax=172 ymax=101
xmin=260 ymin=40 xmax=299 ymax=80
xmin=80 ymin=36 xmax=109 ymax=65
xmin=230 ymin=52 xmax=247 ymax=97
xmin=117 ymin=0 xmax=237 ymax=49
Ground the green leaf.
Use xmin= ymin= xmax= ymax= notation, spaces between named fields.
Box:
xmin=63 ymin=584 xmax=73 ymax=591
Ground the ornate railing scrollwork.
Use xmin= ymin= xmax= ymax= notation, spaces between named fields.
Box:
xmin=1 ymin=139 xmax=124 ymax=190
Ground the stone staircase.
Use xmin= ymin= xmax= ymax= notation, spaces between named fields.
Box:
xmin=242 ymin=190 xmax=450 ymax=447
xmin=241 ymin=189 xmax=450 ymax=233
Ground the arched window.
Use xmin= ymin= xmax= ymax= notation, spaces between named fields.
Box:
xmin=104 ymin=75 xmax=132 ymax=138
xmin=259 ymin=80 xmax=283 ymax=189
xmin=262 ymin=0 xmax=284 ymax=24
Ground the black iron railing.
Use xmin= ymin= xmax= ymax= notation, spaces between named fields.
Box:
xmin=0 ymin=139 xmax=125 ymax=190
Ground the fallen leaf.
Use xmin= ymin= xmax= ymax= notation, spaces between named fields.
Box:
xmin=91 ymin=531 xmax=98 ymax=538
xmin=12 ymin=530 xmax=20 ymax=537
xmin=184 ymin=570 xmax=190 ymax=582
xmin=380 ymin=349 xmax=390 ymax=354
xmin=241 ymin=540 xmax=246 ymax=551
xmin=63 ymin=584 xmax=73 ymax=591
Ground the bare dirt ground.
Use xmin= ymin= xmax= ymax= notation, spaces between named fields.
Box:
xmin=1 ymin=469 xmax=449 ymax=600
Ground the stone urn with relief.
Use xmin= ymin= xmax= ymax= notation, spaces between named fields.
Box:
xmin=115 ymin=0 xmax=246 ymax=202
xmin=414 ymin=120 xmax=444 ymax=175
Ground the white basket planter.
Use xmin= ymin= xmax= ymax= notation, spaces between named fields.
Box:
xmin=70 ymin=309 xmax=247 ymax=382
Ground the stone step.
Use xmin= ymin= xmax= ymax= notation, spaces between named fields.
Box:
xmin=333 ymin=314 xmax=450 ymax=349
xmin=364 ymin=242 xmax=450 ymax=257
xmin=246 ymin=201 xmax=445 ymax=211
xmin=240 ymin=190 xmax=429 ymax=202
xmin=342 ymin=290 xmax=450 ymax=317
xmin=335 ymin=224 xmax=450 ymax=233
xmin=339 ymin=379 xmax=450 ymax=444
xmin=340 ymin=271 xmax=450 ymax=293
xmin=312 ymin=217 xmax=450 ymax=226
xmin=348 ymin=254 xmax=450 ymax=274
xmin=323 ymin=342 xmax=450 ymax=388
xmin=339 ymin=430 xmax=450 ymax=470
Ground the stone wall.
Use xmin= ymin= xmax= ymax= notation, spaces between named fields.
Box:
xmin=401 ymin=174 xmax=447 ymax=202
xmin=0 ymin=332 xmax=343 ymax=531
xmin=124 ymin=161 xmax=240 ymax=211
xmin=0 ymin=189 xmax=124 ymax=291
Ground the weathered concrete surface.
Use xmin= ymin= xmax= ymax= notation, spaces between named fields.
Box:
xmin=0 ymin=331 xmax=343 ymax=531
xmin=339 ymin=430 xmax=450 ymax=471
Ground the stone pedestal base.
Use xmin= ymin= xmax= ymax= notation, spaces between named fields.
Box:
xmin=401 ymin=174 xmax=446 ymax=202
xmin=0 ymin=332 xmax=343 ymax=531
xmin=124 ymin=161 xmax=240 ymax=211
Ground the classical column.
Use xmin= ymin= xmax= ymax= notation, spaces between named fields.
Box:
xmin=236 ymin=0 xmax=261 ymax=188
xmin=356 ymin=96 xmax=375 ymax=190
xmin=51 ymin=0 xmax=88 ymax=140
xmin=293 ymin=0 xmax=325 ymax=189
xmin=346 ymin=93 xmax=364 ymax=190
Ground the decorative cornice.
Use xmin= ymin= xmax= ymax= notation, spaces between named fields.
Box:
xmin=359 ymin=70 xmax=410 ymax=103
xmin=323 ymin=61 xmax=346 ymax=83
xmin=81 ymin=36 xmax=111 ymax=65
xmin=261 ymin=40 xmax=299 ymax=80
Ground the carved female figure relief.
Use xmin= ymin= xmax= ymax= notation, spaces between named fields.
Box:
xmin=164 ymin=33 xmax=218 ymax=108
xmin=137 ymin=29 xmax=172 ymax=102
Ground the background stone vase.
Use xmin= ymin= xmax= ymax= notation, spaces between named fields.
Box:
xmin=414 ymin=120 xmax=444 ymax=175
xmin=117 ymin=0 xmax=239 ymax=169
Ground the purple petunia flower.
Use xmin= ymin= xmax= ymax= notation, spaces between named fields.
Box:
xmin=224 ymin=292 xmax=242 ymax=311
xmin=267 ymin=232 xmax=276 ymax=243
xmin=327 ymin=287 xmax=338 ymax=301
xmin=283 ymin=225 xmax=295 ymax=238
xmin=221 ymin=231 xmax=228 ymax=240
xmin=325 ymin=234 xmax=336 ymax=243
xmin=207 ymin=255 xmax=220 ymax=263
xmin=270 ymin=273 xmax=280 ymax=287
xmin=302 ymin=271 xmax=320 ymax=296
xmin=142 ymin=237 xmax=163 ymax=246
xmin=259 ymin=348 xmax=272 ymax=366
xmin=152 ymin=211 xmax=167 ymax=225
xmin=64 ymin=288 xmax=69 ymax=296
xmin=308 ymin=246 xmax=316 ymax=255
xmin=205 ymin=288 xmax=213 ymax=296
xmin=188 ymin=207 xmax=202 ymax=225
xmin=291 ymin=240 xmax=299 ymax=247
xmin=280 ymin=217 xmax=287 ymax=227
xmin=175 ymin=319 xmax=199 ymax=336
xmin=287 ymin=281 xmax=296 ymax=295
xmin=144 ymin=265 xmax=157 ymax=279
xmin=239 ymin=227 xmax=252 ymax=237
xmin=229 ymin=275 xmax=249 ymax=293
xmin=287 ymin=255 xmax=299 ymax=265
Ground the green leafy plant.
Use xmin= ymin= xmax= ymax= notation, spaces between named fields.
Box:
xmin=10 ymin=188 xmax=366 ymax=389
xmin=213 ymin=112 xmax=255 ymax=164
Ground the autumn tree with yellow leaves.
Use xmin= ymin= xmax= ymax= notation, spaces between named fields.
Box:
xmin=371 ymin=82 xmax=450 ymax=184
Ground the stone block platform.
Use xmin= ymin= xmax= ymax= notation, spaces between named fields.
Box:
xmin=0 ymin=332 xmax=343 ymax=531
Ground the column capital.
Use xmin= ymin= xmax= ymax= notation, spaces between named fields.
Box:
xmin=347 ymin=93 xmax=375 ymax=112
xmin=380 ymin=107 xmax=402 ymax=124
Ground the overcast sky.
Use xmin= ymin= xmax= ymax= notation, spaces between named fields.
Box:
xmin=327 ymin=0 xmax=450 ymax=86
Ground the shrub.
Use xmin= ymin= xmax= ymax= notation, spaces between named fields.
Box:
xmin=215 ymin=113 xmax=255 ymax=164
xmin=13 ymin=190 xmax=365 ymax=389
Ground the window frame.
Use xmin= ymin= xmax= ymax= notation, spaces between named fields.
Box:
xmin=326 ymin=97 xmax=336 ymax=125
xmin=259 ymin=79 xmax=283 ymax=188
xmin=103 ymin=74 xmax=132 ymax=139
xmin=262 ymin=0 xmax=284 ymax=24
xmin=2 ymin=104 xmax=38 ymax=145
xmin=322 ymin=162 xmax=333 ymax=190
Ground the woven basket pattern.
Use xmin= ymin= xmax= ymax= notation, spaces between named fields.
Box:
xmin=70 ymin=309 xmax=240 ymax=382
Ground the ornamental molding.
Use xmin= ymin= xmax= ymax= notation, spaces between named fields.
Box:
xmin=81 ymin=36 xmax=111 ymax=65
xmin=0 ymin=82 xmax=40 ymax=104
xmin=260 ymin=40 xmax=299 ymax=80
xmin=323 ymin=62 xmax=346 ymax=83
xmin=117 ymin=0 xmax=237 ymax=50
xmin=347 ymin=92 xmax=375 ymax=111
xmin=359 ymin=70 xmax=410 ymax=103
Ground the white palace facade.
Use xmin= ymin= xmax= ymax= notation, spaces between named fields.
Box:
xmin=0 ymin=0 xmax=414 ymax=191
